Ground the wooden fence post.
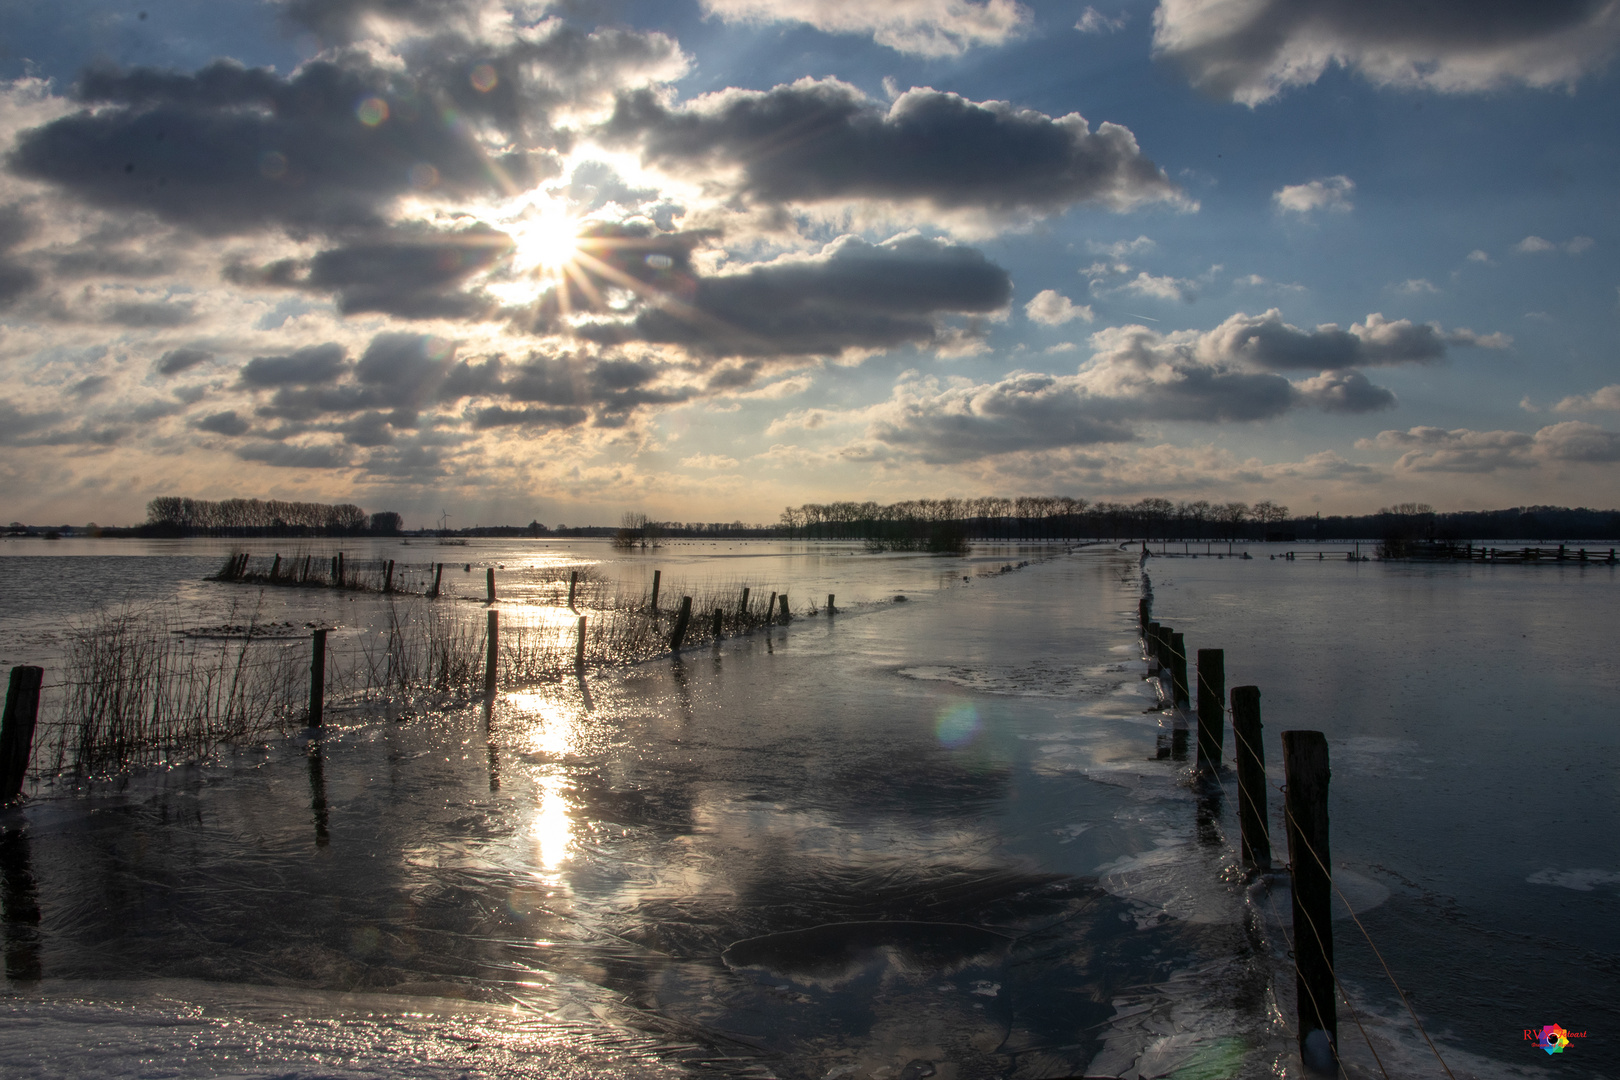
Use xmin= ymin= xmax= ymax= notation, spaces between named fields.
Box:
xmin=300 ymin=554 xmax=311 ymax=582
xmin=487 ymin=567 xmax=497 ymax=604
xmin=778 ymin=593 xmax=790 ymax=621
xmin=650 ymin=570 xmax=661 ymax=613
xmin=1138 ymin=596 xmax=1151 ymax=632
xmin=711 ymin=608 xmax=723 ymax=639
xmin=484 ymin=611 xmax=499 ymax=699
xmin=336 ymin=551 xmax=344 ymax=586
xmin=331 ymin=554 xmax=339 ymax=586
xmin=1231 ymin=686 xmax=1270 ymax=869
xmin=1 ymin=666 xmax=44 ymax=804
xmin=766 ymin=592 xmax=777 ymax=624
xmin=430 ymin=563 xmax=443 ymax=598
xmin=567 ymin=570 xmax=578 ymax=609
xmin=270 ymin=554 xmax=282 ymax=581
xmin=1145 ymin=622 xmax=1162 ymax=666
xmin=670 ymin=596 xmax=692 ymax=651
xmin=1283 ymin=730 xmax=1336 ymax=1072
xmin=575 ymin=616 xmax=587 ymax=671
xmin=739 ymin=586 xmax=750 ymax=617
xmin=1170 ymin=632 xmax=1190 ymax=708
xmin=384 ymin=559 xmax=394 ymax=593
xmin=1196 ymin=649 xmax=1225 ymax=774
xmin=307 ymin=630 xmax=327 ymax=728
xmin=827 ymin=593 xmax=835 ymax=615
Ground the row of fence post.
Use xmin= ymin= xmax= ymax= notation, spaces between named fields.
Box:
xmin=1139 ymin=599 xmax=1336 ymax=1073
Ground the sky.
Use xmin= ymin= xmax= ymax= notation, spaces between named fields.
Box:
xmin=1 ymin=0 xmax=1618 ymax=529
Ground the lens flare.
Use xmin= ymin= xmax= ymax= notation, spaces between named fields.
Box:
xmin=356 ymin=97 xmax=388 ymax=126
xmin=936 ymin=701 xmax=981 ymax=748
xmin=470 ymin=64 xmax=498 ymax=93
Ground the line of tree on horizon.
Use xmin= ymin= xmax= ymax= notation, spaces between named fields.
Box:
xmin=772 ymin=498 xmax=1620 ymax=545
xmin=143 ymin=497 xmax=402 ymax=537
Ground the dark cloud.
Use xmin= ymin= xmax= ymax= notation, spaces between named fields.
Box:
xmin=70 ymin=375 xmax=109 ymax=398
xmin=0 ymin=204 xmax=40 ymax=308
xmin=1199 ymin=309 xmax=1448 ymax=369
xmin=1153 ymin=0 xmax=1620 ymax=104
xmin=868 ymin=373 xmax=1136 ymax=463
xmin=8 ymin=58 xmax=542 ymax=235
xmin=155 ymin=347 xmax=214 ymax=375
xmin=277 ymin=0 xmax=489 ymax=42
xmin=470 ymin=404 xmax=590 ymax=429
xmin=603 ymin=79 xmax=1183 ymax=215
xmin=196 ymin=409 xmax=250 ymax=435
xmin=235 ymin=440 xmax=353 ymax=468
xmin=579 ymin=233 xmax=1012 ymax=358
xmin=240 ymin=342 xmax=348 ymax=386
xmin=231 ymin=226 xmax=512 ymax=319
xmin=1294 ymin=369 xmax=1397 ymax=413
xmin=105 ymin=300 xmax=196 ymax=327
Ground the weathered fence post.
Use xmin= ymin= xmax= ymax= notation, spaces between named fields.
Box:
xmin=1138 ymin=596 xmax=1151 ymax=632
xmin=575 ymin=616 xmax=587 ymax=671
xmin=778 ymin=593 xmax=790 ymax=621
xmin=1196 ymin=649 xmax=1225 ymax=774
xmin=1170 ymin=632 xmax=1190 ymax=708
xmin=1282 ymin=730 xmax=1336 ymax=1073
xmin=766 ymin=592 xmax=777 ymax=624
xmin=430 ymin=563 xmax=443 ymax=598
xmin=331 ymin=554 xmax=340 ymax=586
xmin=270 ymin=554 xmax=282 ymax=581
xmin=712 ymin=608 xmax=723 ymax=639
xmin=567 ymin=570 xmax=577 ymax=609
xmin=384 ymin=560 xmax=394 ymax=593
xmin=1 ymin=666 xmax=44 ymax=804
xmin=739 ymin=586 xmax=750 ymax=618
xmin=670 ymin=596 xmax=692 ymax=651
xmin=301 ymin=554 xmax=311 ymax=582
xmin=487 ymin=567 xmax=497 ymax=604
xmin=650 ymin=570 xmax=661 ymax=613
xmin=1231 ymin=686 xmax=1270 ymax=869
xmin=336 ymin=551 xmax=344 ymax=586
xmin=307 ymin=630 xmax=327 ymax=729
xmin=484 ymin=610 xmax=499 ymax=699
xmin=827 ymin=593 xmax=835 ymax=615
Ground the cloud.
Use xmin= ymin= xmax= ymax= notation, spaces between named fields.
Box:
xmin=1363 ymin=421 xmax=1620 ymax=471
xmin=1392 ymin=278 xmax=1438 ymax=295
xmin=865 ymin=371 xmax=1138 ymax=463
xmin=1515 ymin=235 xmax=1595 ymax=255
xmin=240 ymin=343 xmax=349 ymax=387
xmin=680 ymin=453 xmax=739 ymax=469
xmin=1193 ymin=309 xmax=1486 ymax=369
xmin=1274 ymin=175 xmax=1354 ymax=215
xmin=1076 ymin=7 xmax=1129 ymax=34
xmin=1153 ymin=0 xmax=1620 ymax=105
xmin=196 ymin=409 xmax=250 ymax=436
xmin=230 ymin=226 xmax=514 ymax=320
xmin=234 ymin=440 xmax=354 ymax=469
xmin=1025 ymin=289 xmax=1093 ymax=325
xmin=699 ymin=0 xmax=1031 ymax=56
xmin=104 ymin=299 xmax=196 ymax=327
xmin=1119 ymin=271 xmax=1198 ymax=303
xmin=8 ymin=23 xmax=685 ymax=236
xmin=1088 ymin=235 xmax=1156 ymax=258
xmin=1292 ymin=368 xmax=1397 ymax=413
xmin=154 ymin=347 xmax=214 ymax=375
xmin=578 ymin=232 xmax=1012 ymax=358
xmin=604 ymin=78 xmax=1186 ymax=220
xmin=1554 ymin=385 xmax=1620 ymax=412
xmin=1466 ymin=249 xmax=1493 ymax=264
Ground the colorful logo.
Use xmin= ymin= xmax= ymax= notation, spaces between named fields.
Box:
xmin=1525 ymin=1024 xmax=1585 ymax=1055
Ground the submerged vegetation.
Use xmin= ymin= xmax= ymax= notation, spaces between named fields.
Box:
xmin=34 ymin=574 xmax=821 ymax=778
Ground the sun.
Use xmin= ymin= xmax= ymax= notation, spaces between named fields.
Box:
xmin=508 ymin=203 xmax=582 ymax=275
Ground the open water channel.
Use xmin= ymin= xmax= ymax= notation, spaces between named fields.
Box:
xmin=0 ymin=537 xmax=1614 ymax=1078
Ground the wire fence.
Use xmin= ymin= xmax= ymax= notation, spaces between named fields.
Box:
xmin=22 ymin=572 xmax=825 ymax=780
xmin=1139 ymin=595 xmax=1457 ymax=1079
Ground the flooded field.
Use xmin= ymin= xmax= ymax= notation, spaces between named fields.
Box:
xmin=1 ymin=539 xmax=1615 ymax=1077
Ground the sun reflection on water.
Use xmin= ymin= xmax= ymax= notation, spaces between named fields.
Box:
xmin=504 ymin=691 xmax=582 ymax=873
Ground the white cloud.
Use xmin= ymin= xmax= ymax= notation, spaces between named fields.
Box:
xmin=1076 ymin=7 xmax=1129 ymax=34
xmin=1087 ymin=236 xmax=1157 ymax=258
xmin=699 ymin=0 xmax=1031 ymax=56
xmin=1466 ymin=249 xmax=1493 ymax=264
xmin=680 ymin=453 xmax=740 ymax=469
xmin=1120 ymin=271 xmax=1198 ymax=303
xmin=1362 ymin=421 xmax=1620 ymax=472
xmin=1392 ymin=278 xmax=1438 ymax=295
xmin=1273 ymin=176 xmax=1354 ymax=216
xmin=1515 ymin=235 xmax=1594 ymax=255
xmin=1554 ymin=385 xmax=1620 ymax=413
xmin=1024 ymin=289 xmax=1094 ymax=325
xmin=1153 ymin=0 xmax=1620 ymax=105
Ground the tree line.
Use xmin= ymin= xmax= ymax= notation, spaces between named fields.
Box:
xmin=773 ymin=498 xmax=1620 ymax=544
xmin=144 ymin=497 xmax=402 ymax=536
